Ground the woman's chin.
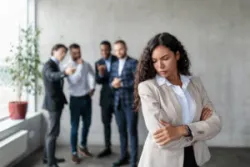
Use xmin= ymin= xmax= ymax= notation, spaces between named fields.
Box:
xmin=158 ymin=72 xmax=168 ymax=77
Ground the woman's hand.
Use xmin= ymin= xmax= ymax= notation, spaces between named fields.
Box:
xmin=153 ymin=120 xmax=188 ymax=146
xmin=201 ymin=107 xmax=212 ymax=120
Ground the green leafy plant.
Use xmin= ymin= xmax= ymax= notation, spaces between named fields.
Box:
xmin=5 ymin=26 xmax=42 ymax=101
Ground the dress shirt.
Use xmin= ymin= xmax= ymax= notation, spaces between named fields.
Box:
xmin=118 ymin=56 xmax=127 ymax=76
xmin=104 ymin=55 xmax=112 ymax=72
xmin=156 ymin=74 xmax=196 ymax=124
xmin=64 ymin=59 xmax=95 ymax=97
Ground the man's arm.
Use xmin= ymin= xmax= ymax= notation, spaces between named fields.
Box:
xmin=43 ymin=62 xmax=66 ymax=82
xmin=88 ymin=63 xmax=96 ymax=90
xmin=67 ymin=63 xmax=83 ymax=84
xmin=121 ymin=60 xmax=138 ymax=88
xmin=95 ymin=62 xmax=106 ymax=84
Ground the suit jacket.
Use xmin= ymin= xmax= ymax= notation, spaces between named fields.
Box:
xmin=42 ymin=59 xmax=67 ymax=112
xmin=138 ymin=76 xmax=221 ymax=167
xmin=109 ymin=56 xmax=138 ymax=109
xmin=95 ymin=55 xmax=117 ymax=108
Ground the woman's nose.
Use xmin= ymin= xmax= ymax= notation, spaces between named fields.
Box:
xmin=159 ymin=61 xmax=165 ymax=69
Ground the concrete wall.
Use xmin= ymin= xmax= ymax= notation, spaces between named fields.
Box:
xmin=37 ymin=0 xmax=250 ymax=147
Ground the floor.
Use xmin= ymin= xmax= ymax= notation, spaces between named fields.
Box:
xmin=14 ymin=146 xmax=250 ymax=167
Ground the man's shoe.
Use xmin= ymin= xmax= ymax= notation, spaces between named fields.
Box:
xmin=72 ymin=154 xmax=81 ymax=164
xmin=43 ymin=158 xmax=65 ymax=164
xmin=112 ymin=158 xmax=129 ymax=167
xmin=97 ymin=148 xmax=112 ymax=158
xmin=78 ymin=146 xmax=93 ymax=157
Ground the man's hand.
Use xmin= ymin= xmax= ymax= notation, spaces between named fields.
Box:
xmin=89 ymin=89 xmax=95 ymax=96
xmin=97 ymin=64 xmax=106 ymax=75
xmin=76 ymin=58 xmax=83 ymax=64
xmin=111 ymin=78 xmax=121 ymax=88
xmin=64 ymin=67 xmax=76 ymax=75
xmin=201 ymin=107 xmax=212 ymax=120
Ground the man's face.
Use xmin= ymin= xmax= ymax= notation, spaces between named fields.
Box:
xmin=100 ymin=44 xmax=111 ymax=59
xmin=54 ymin=47 xmax=67 ymax=61
xmin=114 ymin=43 xmax=127 ymax=59
xmin=70 ymin=48 xmax=81 ymax=61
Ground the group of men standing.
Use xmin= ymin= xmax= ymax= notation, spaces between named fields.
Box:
xmin=42 ymin=40 xmax=138 ymax=167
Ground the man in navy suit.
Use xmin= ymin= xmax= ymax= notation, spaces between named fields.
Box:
xmin=95 ymin=41 xmax=117 ymax=158
xmin=110 ymin=40 xmax=138 ymax=167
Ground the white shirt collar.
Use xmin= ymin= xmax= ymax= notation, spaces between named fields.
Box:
xmin=104 ymin=55 xmax=112 ymax=62
xmin=156 ymin=74 xmax=191 ymax=90
xmin=50 ymin=56 xmax=60 ymax=65
xmin=119 ymin=56 xmax=128 ymax=62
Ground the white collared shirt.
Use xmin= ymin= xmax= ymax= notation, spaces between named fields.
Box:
xmin=50 ymin=56 xmax=60 ymax=66
xmin=63 ymin=59 xmax=95 ymax=97
xmin=118 ymin=56 xmax=127 ymax=76
xmin=104 ymin=55 xmax=112 ymax=72
xmin=156 ymin=74 xmax=196 ymax=124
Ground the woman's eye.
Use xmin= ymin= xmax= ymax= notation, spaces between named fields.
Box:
xmin=163 ymin=56 xmax=169 ymax=60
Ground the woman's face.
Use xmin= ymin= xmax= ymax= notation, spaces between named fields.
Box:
xmin=152 ymin=45 xmax=180 ymax=78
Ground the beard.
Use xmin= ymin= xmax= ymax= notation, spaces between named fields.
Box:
xmin=72 ymin=56 xmax=80 ymax=61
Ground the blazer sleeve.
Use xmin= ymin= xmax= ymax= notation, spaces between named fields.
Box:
xmin=43 ymin=62 xmax=65 ymax=82
xmin=187 ymin=77 xmax=222 ymax=141
xmin=95 ymin=61 xmax=105 ymax=84
xmin=138 ymin=82 xmax=193 ymax=149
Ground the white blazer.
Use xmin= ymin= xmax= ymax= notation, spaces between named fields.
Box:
xmin=138 ymin=76 xmax=221 ymax=167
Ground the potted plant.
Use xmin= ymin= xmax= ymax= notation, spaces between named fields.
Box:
xmin=5 ymin=26 xmax=42 ymax=120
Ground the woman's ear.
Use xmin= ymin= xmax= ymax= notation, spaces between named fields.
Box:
xmin=175 ymin=51 xmax=180 ymax=61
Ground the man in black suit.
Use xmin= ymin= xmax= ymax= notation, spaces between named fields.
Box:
xmin=42 ymin=44 xmax=75 ymax=167
xmin=95 ymin=41 xmax=117 ymax=158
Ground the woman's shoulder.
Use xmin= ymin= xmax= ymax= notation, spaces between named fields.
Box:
xmin=189 ymin=75 xmax=203 ymax=85
xmin=138 ymin=79 xmax=159 ymax=93
xmin=138 ymin=78 xmax=157 ymax=87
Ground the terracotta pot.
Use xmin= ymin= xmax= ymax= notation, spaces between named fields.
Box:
xmin=8 ymin=101 xmax=28 ymax=120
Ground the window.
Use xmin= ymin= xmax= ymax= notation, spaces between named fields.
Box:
xmin=0 ymin=0 xmax=28 ymax=119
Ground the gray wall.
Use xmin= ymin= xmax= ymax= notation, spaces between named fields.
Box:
xmin=37 ymin=0 xmax=250 ymax=147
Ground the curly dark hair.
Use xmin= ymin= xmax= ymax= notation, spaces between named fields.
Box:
xmin=134 ymin=32 xmax=191 ymax=112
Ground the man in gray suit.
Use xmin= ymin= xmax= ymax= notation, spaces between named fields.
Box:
xmin=42 ymin=44 xmax=75 ymax=167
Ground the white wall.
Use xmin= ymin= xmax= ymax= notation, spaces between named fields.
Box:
xmin=37 ymin=0 xmax=250 ymax=147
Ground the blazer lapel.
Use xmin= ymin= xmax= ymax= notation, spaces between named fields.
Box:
xmin=161 ymin=84 xmax=183 ymax=125
xmin=121 ymin=56 xmax=129 ymax=77
xmin=188 ymin=79 xmax=202 ymax=122
xmin=49 ymin=59 xmax=60 ymax=71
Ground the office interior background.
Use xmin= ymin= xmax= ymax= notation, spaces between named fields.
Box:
xmin=0 ymin=0 xmax=250 ymax=167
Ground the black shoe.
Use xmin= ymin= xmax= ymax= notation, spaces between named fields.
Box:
xmin=112 ymin=158 xmax=129 ymax=167
xmin=43 ymin=158 xmax=65 ymax=164
xmin=97 ymin=148 xmax=112 ymax=158
xmin=48 ymin=164 xmax=59 ymax=167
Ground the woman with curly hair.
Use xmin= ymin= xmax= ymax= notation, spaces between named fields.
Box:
xmin=134 ymin=32 xmax=221 ymax=167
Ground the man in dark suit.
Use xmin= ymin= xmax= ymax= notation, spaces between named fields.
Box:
xmin=110 ymin=40 xmax=138 ymax=167
xmin=42 ymin=44 xmax=75 ymax=167
xmin=95 ymin=41 xmax=117 ymax=158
